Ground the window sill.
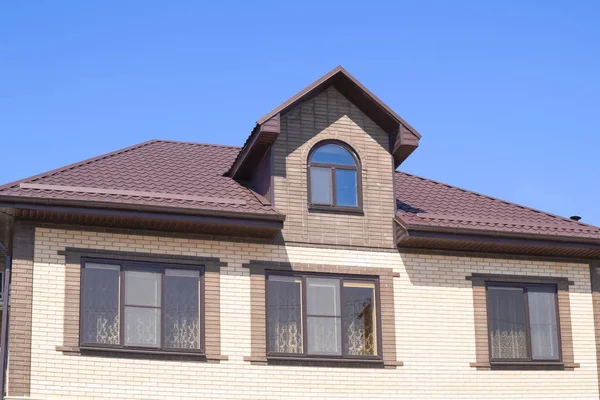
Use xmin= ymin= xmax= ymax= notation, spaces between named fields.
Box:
xmin=470 ymin=361 xmax=580 ymax=370
xmin=245 ymin=355 xmax=401 ymax=368
xmin=56 ymin=346 xmax=228 ymax=362
xmin=308 ymin=205 xmax=364 ymax=216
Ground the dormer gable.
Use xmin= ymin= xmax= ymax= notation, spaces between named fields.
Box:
xmin=228 ymin=66 xmax=421 ymax=182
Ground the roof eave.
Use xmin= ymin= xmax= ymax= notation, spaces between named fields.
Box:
xmin=395 ymin=219 xmax=600 ymax=259
xmin=228 ymin=115 xmax=281 ymax=180
xmin=0 ymin=196 xmax=285 ymax=224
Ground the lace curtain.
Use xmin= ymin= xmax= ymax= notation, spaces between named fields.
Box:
xmin=164 ymin=270 xmax=200 ymax=349
xmin=267 ymin=276 xmax=377 ymax=356
xmin=488 ymin=286 xmax=528 ymax=359
xmin=488 ymin=285 xmax=559 ymax=360
xmin=83 ymin=265 xmax=201 ymax=350
xmin=85 ymin=313 xmax=120 ymax=345
xmin=82 ymin=264 xmax=120 ymax=344
xmin=267 ymin=277 xmax=303 ymax=353
xmin=491 ymin=330 xmax=527 ymax=359
xmin=343 ymin=283 xmax=376 ymax=356
xmin=346 ymin=307 xmax=375 ymax=356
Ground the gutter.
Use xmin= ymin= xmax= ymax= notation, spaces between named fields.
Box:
xmin=0 ymin=197 xmax=285 ymax=226
xmin=401 ymin=224 xmax=600 ymax=247
xmin=399 ymin=228 xmax=600 ymax=252
xmin=394 ymin=216 xmax=600 ymax=246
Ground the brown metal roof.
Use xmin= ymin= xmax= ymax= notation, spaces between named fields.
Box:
xmin=1 ymin=139 xmax=598 ymax=248
xmin=0 ymin=140 xmax=282 ymax=220
xmin=395 ymin=171 xmax=600 ymax=241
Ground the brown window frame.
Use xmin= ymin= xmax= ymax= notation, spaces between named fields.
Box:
xmin=265 ymin=271 xmax=382 ymax=361
xmin=468 ymin=273 xmax=578 ymax=370
xmin=79 ymin=257 xmax=205 ymax=355
xmin=307 ymin=140 xmax=363 ymax=213
xmin=485 ymin=282 xmax=562 ymax=364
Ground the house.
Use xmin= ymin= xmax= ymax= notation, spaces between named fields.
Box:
xmin=0 ymin=66 xmax=599 ymax=399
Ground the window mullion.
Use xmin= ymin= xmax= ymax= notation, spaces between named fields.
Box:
xmin=331 ymin=167 xmax=337 ymax=206
xmin=523 ymin=287 xmax=533 ymax=361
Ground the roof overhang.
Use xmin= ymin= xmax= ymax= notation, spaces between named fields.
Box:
xmin=229 ymin=66 xmax=421 ymax=180
xmin=396 ymin=219 xmax=600 ymax=259
xmin=0 ymin=199 xmax=284 ymax=239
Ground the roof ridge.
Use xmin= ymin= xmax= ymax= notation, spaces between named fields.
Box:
xmin=395 ymin=171 xmax=599 ymax=230
xmin=0 ymin=139 xmax=160 ymax=192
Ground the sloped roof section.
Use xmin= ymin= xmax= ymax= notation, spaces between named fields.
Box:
xmin=0 ymin=140 xmax=282 ymax=219
xmin=395 ymin=171 xmax=600 ymax=241
xmin=1 ymin=139 xmax=598 ymax=249
xmin=229 ymin=66 xmax=421 ymax=179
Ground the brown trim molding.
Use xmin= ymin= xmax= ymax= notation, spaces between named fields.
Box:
xmin=57 ymin=247 xmax=227 ymax=266
xmin=243 ymin=260 xmax=400 ymax=278
xmin=61 ymin=248 xmax=225 ymax=362
xmin=245 ymin=260 xmax=400 ymax=368
xmin=467 ymin=273 xmax=578 ymax=370
xmin=56 ymin=345 xmax=228 ymax=362
xmin=7 ymin=221 xmax=35 ymax=397
xmin=590 ymin=262 xmax=600 ymax=394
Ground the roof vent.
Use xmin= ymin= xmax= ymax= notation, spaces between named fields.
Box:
xmin=570 ymin=215 xmax=582 ymax=221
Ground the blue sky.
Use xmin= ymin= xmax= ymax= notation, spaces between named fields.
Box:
xmin=2 ymin=1 xmax=599 ymax=225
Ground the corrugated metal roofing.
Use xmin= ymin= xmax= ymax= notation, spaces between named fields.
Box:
xmin=395 ymin=171 xmax=600 ymax=240
xmin=1 ymin=140 xmax=597 ymax=241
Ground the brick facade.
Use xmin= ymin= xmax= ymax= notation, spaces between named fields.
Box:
xmin=273 ymin=86 xmax=396 ymax=248
xmin=6 ymin=226 xmax=598 ymax=399
xmin=7 ymin=221 xmax=34 ymax=397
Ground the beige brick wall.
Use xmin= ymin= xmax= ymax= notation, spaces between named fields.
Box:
xmin=273 ymin=86 xmax=396 ymax=248
xmin=14 ymin=227 xmax=600 ymax=399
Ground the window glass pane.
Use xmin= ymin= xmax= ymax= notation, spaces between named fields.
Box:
xmin=310 ymin=167 xmax=332 ymax=205
xmin=335 ymin=169 xmax=357 ymax=207
xmin=528 ymin=285 xmax=559 ymax=360
xmin=125 ymin=270 xmax=161 ymax=307
xmin=82 ymin=263 xmax=120 ymax=345
xmin=307 ymin=278 xmax=340 ymax=316
xmin=307 ymin=316 xmax=342 ymax=355
xmin=343 ymin=281 xmax=376 ymax=356
xmin=267 ymin=275 xmax=303 ymax=354
xmin=311 ymin=144 xmax=355 ymax=166
xmin=124 ymin=306 xmax=160 ymax=347
xmin=164 ymin=269 xmax=200 ymax=349
xmin=487 ymin=286 xmax=528 ymax=359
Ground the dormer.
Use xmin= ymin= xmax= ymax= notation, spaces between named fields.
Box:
xmin=229 ymin=66 xmax=421 ymax=181
xmin=229 ymin=66 xmax=422 ymax=248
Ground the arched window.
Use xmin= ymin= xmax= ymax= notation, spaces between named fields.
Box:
xmin=308 ymin=141 xmax=361 ymax=209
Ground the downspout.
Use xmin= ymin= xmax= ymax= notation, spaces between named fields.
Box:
xmin=0 ymin=241 xmax=10 ymax=398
